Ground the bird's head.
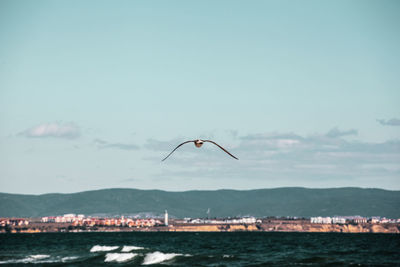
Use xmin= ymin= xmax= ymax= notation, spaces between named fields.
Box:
xmin=194 ymin=139 xmax=204 ymax=148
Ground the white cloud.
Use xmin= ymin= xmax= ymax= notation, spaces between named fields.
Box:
xmin=94 ymin=138 xmax=139 ymax=150
xmin=20 ymin=122 xmax=80 ymax=139
xmin=276 ymin=139 xmax=300 ymax=147
xmin=147 ymin=130 xmax=400 ymax=188
xmin=326 ymin=127 xmax=358 ymax=138
xmin=377 ymin=118 xmax=400 ymax=126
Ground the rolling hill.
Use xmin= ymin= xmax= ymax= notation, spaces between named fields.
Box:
xmin=1 ymin=187 xmax=399 ymax=218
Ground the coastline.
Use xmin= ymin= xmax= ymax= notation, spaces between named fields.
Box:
xmin=2 ymin=219 xmax=399 ymax=234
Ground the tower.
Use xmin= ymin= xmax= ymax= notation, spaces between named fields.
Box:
xmin=164 ymin=210 xmax=168 ymax=226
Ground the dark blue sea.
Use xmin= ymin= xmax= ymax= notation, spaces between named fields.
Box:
xmin=0 ymin=232 xmax=399 ymax=266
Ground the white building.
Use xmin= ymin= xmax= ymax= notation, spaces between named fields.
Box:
xmin=164 ymin=210 xmax=168 ymax=226
xmin=352 ymin=216 xmax=367 ymax=224
xmin=370 ymin=217 xmax=380 ymax=223
xmin=332 ymin=217 xmax=346 ymax=224
xmin=310 ymin=217 xmax=332 ymax=224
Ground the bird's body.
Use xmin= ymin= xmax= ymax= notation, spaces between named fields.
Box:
xmin=194 ymin=139 xmax=204 ymax=147
xmin=162 ymin=139 xmax=238 ymax=161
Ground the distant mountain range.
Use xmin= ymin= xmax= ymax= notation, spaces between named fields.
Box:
xmin=1 ymin=187 xmax=399 ymax=218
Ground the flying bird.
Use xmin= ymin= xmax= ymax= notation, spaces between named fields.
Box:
xmin=162 ymin=139 xmax=238 ymax=161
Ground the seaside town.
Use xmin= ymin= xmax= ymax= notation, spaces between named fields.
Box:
xmin=1 ymin=211 xmax=400 ymax=234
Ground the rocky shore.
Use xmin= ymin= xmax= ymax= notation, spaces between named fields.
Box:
xmin=258 ymin=219 xmax=400 ymax=233
xmin=167 ymin=220 xmax=399 ymax=233
xmin=2 ymin=219 xmax=399 ymax=234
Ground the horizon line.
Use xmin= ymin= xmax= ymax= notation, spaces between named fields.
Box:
xmin=1 ymin=186 xmax=398 ymax=196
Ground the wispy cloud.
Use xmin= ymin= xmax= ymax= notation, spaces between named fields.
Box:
xmin=148 ymin=130 xmax=400 ymax=187
xmin=19 ymin=122 xmax=80 ymax=139
xmin=377 ymin=118 xmax=400 ymax=126
xmin=325 ymin=127 xmax=358 ymax=138
xmin=94 ymin=139 xmax=139 ymax=150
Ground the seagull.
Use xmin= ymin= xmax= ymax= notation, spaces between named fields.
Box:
xmin=162 ymin=139 xmax=238 ymax=161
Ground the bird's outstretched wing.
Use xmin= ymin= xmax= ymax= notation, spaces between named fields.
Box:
xmin=162 ymin=140 xmax=195 ymax=161
xmin=203 ymin=140 xmax=238 ymax=160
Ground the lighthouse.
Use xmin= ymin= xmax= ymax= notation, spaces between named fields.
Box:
xmin=164 ymin=210 xmax=168 ymax=226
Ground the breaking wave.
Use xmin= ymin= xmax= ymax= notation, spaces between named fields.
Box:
xmin=142 ymin=251 xmax=183 ymax=265
xmin=0 ymin=255 xmax=51 ymax=264
xmin=0 ymin=255 xmax=82 ymax=265
xmin=30 ymin=255 xmax=50 ymax=260
xmin=121 ymin=245 xmax=144 ymax=252
xmin=90 ymin=245 xmax=119 ymax=252
xmin=61 ymin=256 xmax=79 ymax=262
xmin=104 ymin=253 xmax=137 ymax=263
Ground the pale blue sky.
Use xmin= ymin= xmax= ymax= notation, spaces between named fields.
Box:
xmin=0 ymin=0 xmax=399 ymax=194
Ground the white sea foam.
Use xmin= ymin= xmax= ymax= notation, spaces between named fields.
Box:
xmin=142 ymin=251 xmax=182 ymax=265
xmin=30 ymin=255 xmax=50 ymax=260
xmin=0 ymin=255 xmax=51 ymax=264
xmin=90 ymin=245 xmax=119 ymax=252
xmin=223 ymin=254 xmax=234 ymax=258
xmin=104 ymin=253 xmax=137 ymax=263
xmin=61 ymin=256 xmax=79 ymax=262
xmin=121 ymin=245 xmax=144 ymax=252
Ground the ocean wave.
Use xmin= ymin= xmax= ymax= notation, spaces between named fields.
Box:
xmin=61 ymin=256 xmax=79 ymax=262
xmin=0 ymin=255 xmax=82 ymax=265
xmin=0 ymin=255 xmax=51 ymax=264
xmin=142 ymin=251 xmax=183 ymax=265
xmin=90 ymin=245 xmax=119 ymax=252
xmin=121 ymin=245 xmax=145 ymax=252
xmin=30 ymin=255 xmax=50 ymax=260
xmin=104 ymin=253 xmax=137 ymax=263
